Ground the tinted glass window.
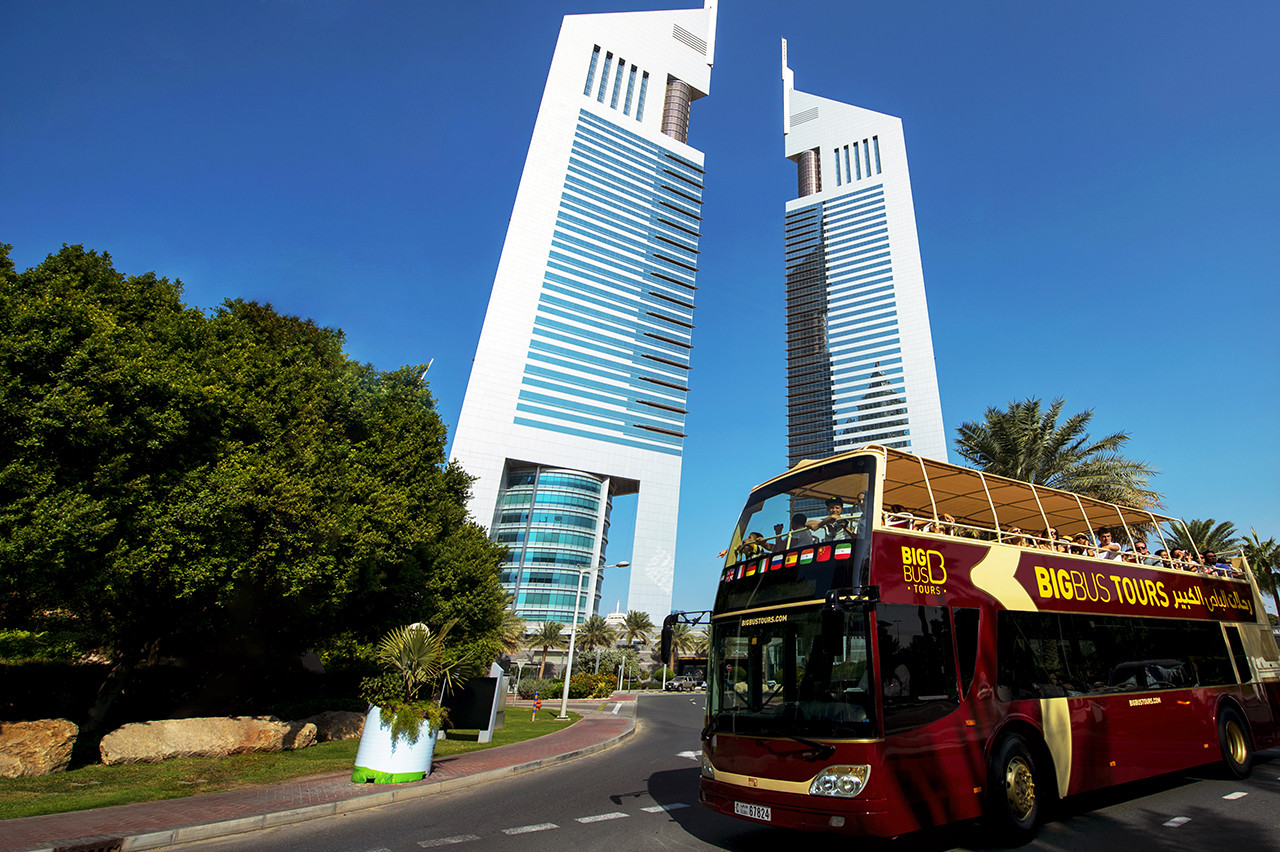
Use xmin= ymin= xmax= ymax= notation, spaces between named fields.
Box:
xmin=877 ymin=604 xmax=959 ymax=734
xmin=997 ymin=611 xmax=1236 ymax=700
xmin=953 ymin=608 xmax=979 ymax=700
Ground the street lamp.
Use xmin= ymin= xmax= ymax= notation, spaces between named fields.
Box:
xmin=558 ymin=561 xmax=629 ymax=719
xmin=513 ymin=660 xmax=528 ymax=696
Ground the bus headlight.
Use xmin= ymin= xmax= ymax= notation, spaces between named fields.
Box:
xmin=809 ymin=765 xmax=870 ymax=798
xmin=701 ymin=752 xmax=715 ymax=779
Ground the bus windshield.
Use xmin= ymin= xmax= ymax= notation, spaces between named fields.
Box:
xmin=708 ymin=606 xmax=875 ymax=739
xmin=716 ymin=455 xmax=876 ymax=612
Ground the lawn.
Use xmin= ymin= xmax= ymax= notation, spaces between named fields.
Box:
xmin=0 ymin=709 xmax=579 ymax=821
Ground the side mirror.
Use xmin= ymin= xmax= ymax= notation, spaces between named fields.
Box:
xmin=821 ymin=607 xmax=844 ymax=656
xmin=660 ymin=614 xmax=676 ymax=664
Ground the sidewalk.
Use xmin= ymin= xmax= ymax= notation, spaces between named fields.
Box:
xmin=3 ymin=699 xmax=637 ymax=852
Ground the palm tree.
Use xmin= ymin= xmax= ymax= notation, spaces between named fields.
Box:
xmin=622 ymin=610 xmax=655 ymax=646
xmin=1242 ymin=529 xmax=1279 ymax=621
xmin=497 ymin=594 xmax=526 ymax=658
xmin=577 ymin=614 xmax=617 ymax=652
xmin=954 ymin=397 xmax=1161 ymax=509
xmin=527 ymin=621 xmax=566 ymax=679
xmin=1165 ymin=519 xmax=1240 ymax=558
xmin=665 ymin=622 xmax=697 ymax=673
xmin=690 ymin=629 xmax=709 ymax=658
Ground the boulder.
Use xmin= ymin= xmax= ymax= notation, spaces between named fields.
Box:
xmin=299 ymin=710 xmax=365 ymax=742
xmin=0 ymin=719 xmax=78 ymax=778
xmin=99 ymin=716 xmax=314 ymax=765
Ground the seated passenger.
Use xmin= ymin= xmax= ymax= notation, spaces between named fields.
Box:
xmin=883 ymin=503 xmax=913 ymax=529
xmin=736 ymin=531 xmax=773 ymax=559
xmin=1134 ymin=540 xmax=1162 ymax=566
xmin=774 ymin=513 xmax=815 ymax=548
xmin=1070 ymin=533 xmax=1095 ymax=557
xmin=810 ymin=498 xmax=854 ymax=541
xmin=940 ymin=513 xmax=957 ymax=536
xmin=1035 ymin=528 xmax=1058 ymax=551
xmin=1003 ymin=527 xmax=1027 ymax=547
xmin=1094 ymin=528 xmax=1122 ymax=560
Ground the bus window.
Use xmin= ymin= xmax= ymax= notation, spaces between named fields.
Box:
xmin=1225 ymin=626 xmax=1252 ymax=683
xmin=953 ymin=608 xmax=979 ymax=700
xmin=877 ymin=604 xmax=959 ymax=734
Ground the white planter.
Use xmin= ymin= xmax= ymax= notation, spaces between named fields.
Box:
xmin=351 ymin=706 xmax=436 ymax=783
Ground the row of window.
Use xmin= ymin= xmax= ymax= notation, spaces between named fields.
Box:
xmin=832 ymin=136 xmax=882 ymax=187
xmin=497 ymin=510 xmax=598 ymax=531
xmin=997 ymin=610 xmax=1248 ymax=701
xmin=503 ymin=549 xmax=594 ymax=568
xmin=504 ymin=470 xmax=604 ymax=494
xmin=499 ymin=490 xmax=600 ymax=513
xmin=584 ymin=45 xmax=649 ymax=123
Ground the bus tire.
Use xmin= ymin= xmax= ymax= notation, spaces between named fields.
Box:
xmin=1218 ymin=707 xmax=1253 ymax=779
xmin=986 ymin=733 xmax=1040 ymax=845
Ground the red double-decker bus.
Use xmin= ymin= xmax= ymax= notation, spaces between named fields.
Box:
xmin=697 ymin=446 xmax=1280 ymax=842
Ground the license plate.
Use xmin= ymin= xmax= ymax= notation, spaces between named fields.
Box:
xmin=734 ymin=801 xmax=772 ymax=822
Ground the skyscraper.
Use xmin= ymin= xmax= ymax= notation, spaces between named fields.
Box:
xmin=781 ymin=41 xmax=946 ymax=468
xmin=451 ymin=3 xmax=717 ymax=624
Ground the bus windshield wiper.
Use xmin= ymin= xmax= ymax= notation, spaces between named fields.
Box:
xmin=784 ymin=734 xmax=835 ymax=759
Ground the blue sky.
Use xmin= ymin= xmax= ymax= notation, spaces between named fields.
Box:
xmin=4 ymin=1 xmax=1278 ymax=616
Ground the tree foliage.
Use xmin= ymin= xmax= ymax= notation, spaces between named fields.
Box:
xmin=1164 ymin=519 xmax=1240 ymax=558
xmin=576 ymin=614 xmax=617 ymax=651
xmin=621 ymin=610 xmax=655 ymax=646
xmin=954 ymin=397 xmax=1161 ymax=508
xmin=0 ymin=245 xmax=507 ymax=718
xmin=1241 ymin=529 xmax=1279 ymax=622
xmin=527 ymin=621 xmax=565 ymax=679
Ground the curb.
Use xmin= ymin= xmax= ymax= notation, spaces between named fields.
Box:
xmin=20 ymin=713 xmax=636 ymax=852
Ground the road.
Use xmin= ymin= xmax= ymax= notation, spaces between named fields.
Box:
xmin=179 ymin=695 xmax=1280 ymax=851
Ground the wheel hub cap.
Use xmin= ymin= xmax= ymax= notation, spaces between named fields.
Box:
xmin=1005 ymin=756 xmax=1035 ymax=820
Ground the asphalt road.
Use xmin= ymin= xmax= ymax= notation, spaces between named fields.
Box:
xmin=178 ymin=695 xmax=1280 ymax=852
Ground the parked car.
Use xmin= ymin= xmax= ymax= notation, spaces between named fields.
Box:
xmin=665 ymin=675 xmax=697 ymax=692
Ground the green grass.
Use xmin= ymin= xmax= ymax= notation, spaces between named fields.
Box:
xmin=0 ymin=711 xmax=579 ymax=822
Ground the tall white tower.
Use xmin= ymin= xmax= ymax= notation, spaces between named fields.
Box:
xmin=781 ymin=40 xmax=946 ymax=467
xmin=452 ymin=3 xmax=718 ymax=624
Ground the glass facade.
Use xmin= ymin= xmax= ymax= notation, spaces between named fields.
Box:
xmin=494 ymin=465 xmax=612 ymax=623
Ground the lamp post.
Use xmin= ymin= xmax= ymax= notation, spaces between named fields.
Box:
xmin=513 ymin=660 xmax=528 ymax=696
xmin=558 ymin=561 xmax=629 ymax=719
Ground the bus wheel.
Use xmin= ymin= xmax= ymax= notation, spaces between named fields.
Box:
xmin=1218 ymin=707 xmax=1253 ymax=779
xmin=987 ymin=734 xmax=1040 ymax=845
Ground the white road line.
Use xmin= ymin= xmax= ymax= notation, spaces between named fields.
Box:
xmin=502 ymin=823 xmax=559 ymax=835
xmin=676 ymin=750 xmax=700 ymax=760
xmin=418 ymin=837 xmax=480 ymax=847
xmin=611 ymin=703 xmax=621 ymax=715
xmin=642 ymin=803 xmax=690 ymax=813
xmin=1163 ymin=817 xmax=1190 ymax=828
xmin=576 ymin=812 xmax=630 ymax=823
xmin=1223 ymin=791 xmax=1248 ymax=800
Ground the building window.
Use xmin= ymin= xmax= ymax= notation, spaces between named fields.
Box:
xmin=597 ymin=52 xmax=613 ymax=102
xmin=583 ymin=45 xmax=600 ymax=96
xmin=624 ymin=65 xmax=637 ymax=114
xmin=873 ymin=135 xmax=882 ymax=174
xmin=863 ymin=139 xmax=872 ymax=178
xmin=853 ymin=142 xmax=861 ymax=180
xmin=610 ymin=58 xmax=625 ymax=109
xmin=637 ymin=71 xmax=649 ymax=121
xmin=834 ymin=149 xmax=842 ymax=186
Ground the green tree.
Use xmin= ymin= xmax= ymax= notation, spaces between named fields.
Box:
xmin=622 ymin=610 xmax=655 ymax=646
xmin=497 ymin=595 xmax=527 ymax=659
xmin=1241 ymin=529 xmax=1279 ymax=621
xmin=0 ymin=245 xmax=508 ymax=727
xmin=577 ymin=614 xmax=617 ymax=652
xmin=1164 ymin=519 xmax=1240 ymax=559
xmin=527 ymin=621 xmax=565 ymax=679
xmin=664 ymin=622 xmax=697 ymax=673
xmin=954 ymin=397 xmax=1161 ymax=508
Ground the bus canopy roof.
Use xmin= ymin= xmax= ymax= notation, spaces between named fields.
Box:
xmin=764 ymin=446 xmax=1178 ymax=541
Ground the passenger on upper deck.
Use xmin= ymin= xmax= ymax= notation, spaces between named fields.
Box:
xmin=774 ymin=514 xmax=815 ymax=548
xmin=884 ymin=504 xmax=913 ymax=529
xmin=1071 ymin=533 xmax=1095 ymax=557
xmin=736 ymin=531 xmax=773 ymax=559
xmin=1134 ymin=540 xmax=1162 ymax=566
xmin=1095 ymin=528 xmax=1123 ymax=560
xmin=810 ymin=498 xmax=855 ymax=542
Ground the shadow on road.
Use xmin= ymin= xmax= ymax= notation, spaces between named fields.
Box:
xmin=644 ymin=751 xmax=1279 ymax=851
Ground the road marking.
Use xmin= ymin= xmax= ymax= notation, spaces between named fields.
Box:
xmin=676 ymin=750 xmax=700 ymax=760
xmin=1223 ymin=791 xmax=1248 ymax=800
xmin=576 ymin=812 xmax=630 ymax=823
xmin=502 ymin=823 xmax=559 ymax=835
xmin=1163 ymin=817 xmax=1190 ymax=828
xmin=642 ymin=803 xmax=690 ymax=812
xmin=611 ymin=703 xmax=621 ymax=715
xmin=418 ymin=837 xmax=480 ymax=847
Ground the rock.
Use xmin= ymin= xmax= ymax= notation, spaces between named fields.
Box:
xmin=0 ymin=719 xmax=78 ymax=778
xmin=99 ymin=716 xmax=313 ymax=765
xmin=283 ymin=721 xmax=317 ymax=750
xmin=299 ymin=710 xmax=365 ymax=742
